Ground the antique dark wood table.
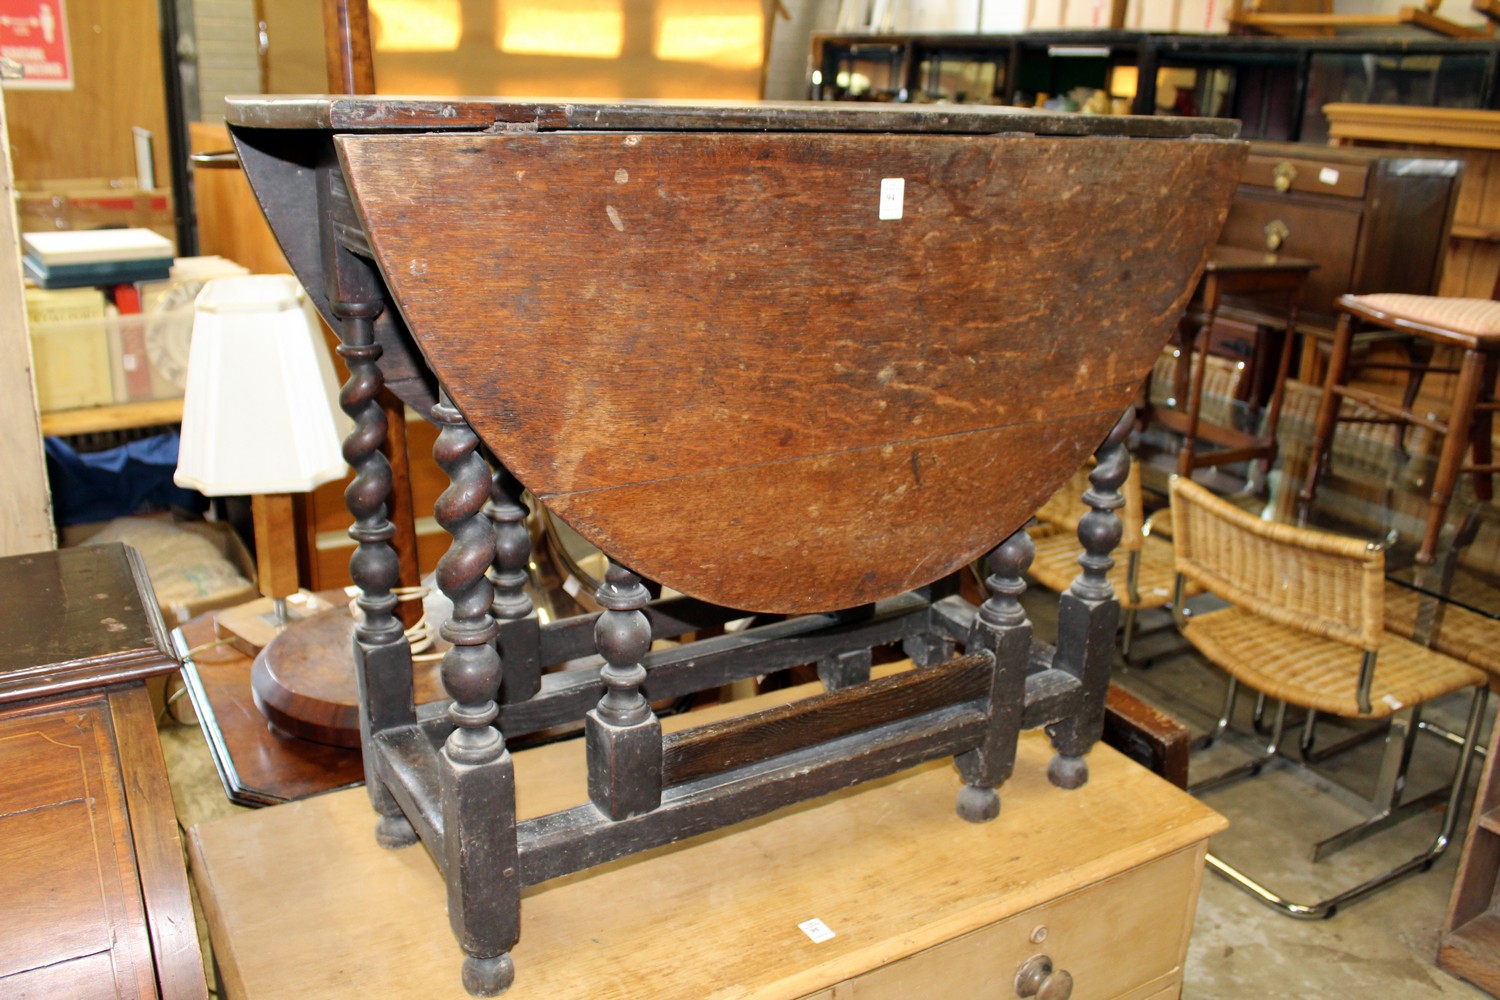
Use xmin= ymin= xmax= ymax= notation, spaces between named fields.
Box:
xmin=227 ymin=95 xmax=1246 ymax=996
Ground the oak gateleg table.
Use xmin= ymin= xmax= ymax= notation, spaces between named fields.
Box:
xmin=225 ymin=95 xmax=1244 ymax=995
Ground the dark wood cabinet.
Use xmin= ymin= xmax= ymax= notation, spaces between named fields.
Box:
xmin=1217 ymin=142 xmax=1463 ymax=333
xmin=0 ymin=544 xmax=206 ymax=999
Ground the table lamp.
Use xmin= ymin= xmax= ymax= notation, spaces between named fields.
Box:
xmin=174 ymin=273 xmax=349 ymax=631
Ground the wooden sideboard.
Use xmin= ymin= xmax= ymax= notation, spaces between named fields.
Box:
xmin=188 ymin=685 xmax=1225 ymax=1000
xmin=0 ymin=543 xmax=206 ymax=998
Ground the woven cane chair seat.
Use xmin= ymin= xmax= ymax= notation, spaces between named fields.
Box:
xmin=1171 ymin=476 xmax=1486 ymax=719
xmin=1181 ymin=607 xmax=1484 ymax=719
xmin=1171 ymin=475 xmax=1490 ymax=919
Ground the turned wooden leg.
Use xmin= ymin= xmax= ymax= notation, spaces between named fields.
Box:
xmin=587 ymin=562 xmax=663 ymax=821
xmin=332 ymin=265 xmax=416 ymax=850
xmin=1473 ymin=355 xmax=1498 ymax=505
xmin=1421 ymin=348 xmax=1487 ymax=564
xmin=433 ymin=391 xmax=519 ymax=996
xmin=954 ymin=526 xmax=1033 ymax=822
xmin=485 ymin=459 xmax=541 ymax=705
xmin=1046 ymin=411 xmax=1129 ymax=789
xmin=1301 ymin=311 xmax=1355 ymax=503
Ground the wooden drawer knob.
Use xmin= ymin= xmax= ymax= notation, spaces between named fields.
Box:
xmin=1016 ymin=954 xmax=1074 ymax=1000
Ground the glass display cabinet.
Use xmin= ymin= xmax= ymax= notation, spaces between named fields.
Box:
xmin=811 ymin=32 xmax=1500 ymax=141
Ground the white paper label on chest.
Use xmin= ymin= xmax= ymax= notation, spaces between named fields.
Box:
xmin=1318 ymin=167 xmax=1340 ymax=185
xmin=879 ymin=178 xmax=905 ymax=220
xmin=798 ymin=917 xmax=836 ymax=943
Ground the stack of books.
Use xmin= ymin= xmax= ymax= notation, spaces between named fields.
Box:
xmin=22 ymin=228 xmax=175 ymax=289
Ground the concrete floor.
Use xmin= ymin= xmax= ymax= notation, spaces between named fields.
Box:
xmin=154 ymin=614 xmax=1497 ymax=999
xmin=1115 ymin=618 xmax=1492 ymax=999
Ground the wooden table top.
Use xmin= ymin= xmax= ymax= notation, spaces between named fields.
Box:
xmin=1206 ymin=244 xmax=1319 ymax=275
xmin=0 ymin=543 xmax=176 ymax=703
xmin=226 ymin=95 xmax=1242 ymax=137
xmin=177 ymin=610 xmax=365 ymax=806
xmin=228 ymin=97 xmax=1247 ymax=613
xmin=189 ymin=681 xmax=1225 ymax=1000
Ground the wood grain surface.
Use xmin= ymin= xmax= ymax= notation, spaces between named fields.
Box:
xmin=189 ymin=693 xmax=1226 ymax=1000
xmin=228 ymin=95 xmax=1241 ymax=139
xmin=178 ymin=612 xmax=366 ymax=805
xmin=109 ymin=685 xmax=209 ymax=1000
xmin=0 ymin=544 xmax=177 ymax=703
xmin=249 ymin=605 xmax=445 ymax=747
xmin=339 ymin=130 xmax=1244 ymax=612
xmin=0 ymin=696 xmax=159 ymax=998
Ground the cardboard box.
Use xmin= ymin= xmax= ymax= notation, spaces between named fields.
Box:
xmin=26 ymin=287 xmax=114 ymax=411
xmin=16 ymin=178 xmax=177 ymax=246
xmin=62 ymin=516 xmax=260 ymax=626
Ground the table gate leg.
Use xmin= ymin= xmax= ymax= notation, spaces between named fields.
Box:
xmin=331 ymin=260 xmax=417 ymax=850
xmin=1047 ymin=412 xmax=1129 ymax=788
xmin=433 ymin=391 xmax=520 ymax=996
xmin=955 ymin=526 xmax=1033 ymax=822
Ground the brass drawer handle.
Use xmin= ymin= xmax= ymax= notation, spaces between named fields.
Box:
xmin=1265 ymin=219 xmax=1289 ymax=252
xmin=1273 ymin=161 xmax=1297 ymax=192
xmin=1016 ymin=954 xmax=1074 ymax=1000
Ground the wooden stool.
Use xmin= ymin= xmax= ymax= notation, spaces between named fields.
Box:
xmin=1300 ymin=292 xmax=1500 ymax=564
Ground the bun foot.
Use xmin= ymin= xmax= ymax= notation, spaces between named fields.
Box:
xmin=462 ymin=953 xmax=515 ymax=997
xmin=375 ymin=813 xmax=418 ymax=849
xmin=1048 ymin=753 xmax=1088 ymax=790
xmin=956 ymin=784 xmax=1000 ymax=823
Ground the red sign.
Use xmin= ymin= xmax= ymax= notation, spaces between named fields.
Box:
xmin=0 ymin=0 xmax=72 ymax=90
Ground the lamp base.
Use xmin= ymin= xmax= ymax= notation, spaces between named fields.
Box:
xmin=249 ymin=603 xmax=446 ymax=748
xmin=217 ymin=590 xmax=334 ymax=656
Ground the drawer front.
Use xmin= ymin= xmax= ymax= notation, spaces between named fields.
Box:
xmin=1242 ymin=153 xmax=1369 ymax=199
xmin=818 ymin=843 xmax=1207 ymax=999
xmin=1220 ymin=192 xmax=1362 ymax=325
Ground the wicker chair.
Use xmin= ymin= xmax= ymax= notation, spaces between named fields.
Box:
xmin=1385 ymin=583 xmax=1500 ymax=678
xmin=1169 ymin=476 xmax=1489 ymax=918
xmin=1029 ymin=461 xmax=1177 ymax=656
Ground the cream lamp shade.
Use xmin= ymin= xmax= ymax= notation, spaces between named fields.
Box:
xmin=174 ymin=274 xmax=349 ymax=496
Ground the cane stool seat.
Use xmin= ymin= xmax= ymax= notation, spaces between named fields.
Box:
xmin=1302 ymin=292 xmax=1500 ymax=565
xmin=1345 ymin=294 xmax=1500 ymax=342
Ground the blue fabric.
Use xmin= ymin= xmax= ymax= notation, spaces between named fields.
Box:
xmin=46 ymin=431 xmax=207 ymax=526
